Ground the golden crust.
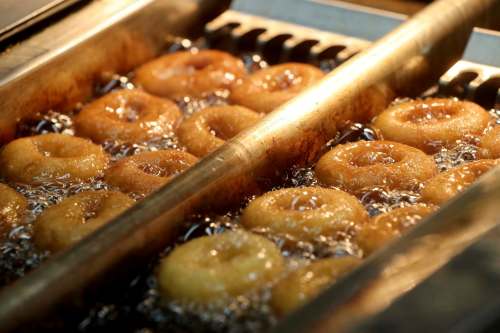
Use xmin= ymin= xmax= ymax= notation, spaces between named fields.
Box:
xmin=105 ymin=150 xmax=198 ymax=196
xmin=34 ymin=191 xmax=134 ymax=252
xmin=135 ymin=50 xmax=246 ymax=99
xmin=0 ymin=134 xmax=109 ymax=184
xmin=75 ymin=89 xmax=181 ymax=144
xmin=315 ymin=140 xmax=438 ymax=193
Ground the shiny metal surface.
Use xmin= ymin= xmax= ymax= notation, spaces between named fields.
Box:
xmin=351 ymin=219 xmax=500 ymax=333
xmin=0 ymin=0 xmax=226 ymax=142
xmin=439 ymin=60 xmax=500 ymax=109
xmin=232 ymin=0 xmax=500 ymax=67
xmin=0 ymin=0 xmax=226 ymax=329
xmin=0 ymin=0 xmax=498 ymax=331
xmin=274 ymin=166 xmax=500 ymax=333
xmin=0 ymin=0 xmax=86 ymax=43
xmin=205 ymin=10 xmax=370 ymax=63
xmin=207 ymin=8 xmax=500 ymax=106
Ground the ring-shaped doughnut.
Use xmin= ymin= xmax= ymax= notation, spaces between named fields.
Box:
xmin=74 ymin=89 xmax=182 ymax=144
xmin=356 ymin=204 xmax=437 ymax=256
xmin=134 ymin=50 xmax=246 ymax=99
xmin=177 ymin=105 xmax=261 ymax=157
xmin=157 ymin=230 xmax=284 ymax=305
xmin=0 ymin=134 xmax=109 ymax=184
xmin=271 ymin=257 xmax=361 ymax=315
xmin=315 ymin=140 xmax=438 ymax=193
xmin=0 ymin=184 xmax=27 ymax=237
xmin=231 ymin=63 xmax=325 ymax=113
xmin=105 ymin=150 xmax=198 ymax=196
xmin=421 ymin=159 xmax=498 ymax=205
xmin=241 ymin=187 xmax=369 ymax=242
xmin=373 ymin=98 xmax=491 ymax=153
xmin=479 ymin=126 xmax=500 ymax=159
xmin=33 ymin=191 xmax=134 ymax=252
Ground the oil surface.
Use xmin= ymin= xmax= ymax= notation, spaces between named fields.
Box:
xmin=0 ymin=38 xmax=498 ymax=333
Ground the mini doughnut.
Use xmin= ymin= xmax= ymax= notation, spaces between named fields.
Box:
xmin=33 ymin=191 xmax=134 ymax=252
xmin=315 ymin=140 xmax=438 ymax=193
xmin=74 ymin=89 xmax=182 ymax=144
xmin=134 ymin=50 xmax=246 ymax=99
xmin=105 ymin=150 xmax=198 ymax=196
xmin=0 ymin=134 xmax=109 ymax=184
xmin=157 ymin=230 xmax=284 ymax=305
xmin=271 ymin=257 xmax=361 ymax=315
xmin=241 ymin=187 xmax=369 ymax=242
xmin=479 ymin=126 xmax=500 ymax=159
xmin=0 ymin=184 xmax=27 ymax=237
xmin=231 ymin=63 xmax=325 ymax=113
xmin=356 ymin=204 xmax=437 ymax=256
xmin=373 ymin=98 xmax=491 ymax=153
xmin=177 ymin=105 xmax=261 ymax=157
xmin=421 ymin=159 xmax=498 ymax=205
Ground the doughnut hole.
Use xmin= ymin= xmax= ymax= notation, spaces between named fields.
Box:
xmin=0 ymin=134 xmax=109 ymax=184
xmin=315 ymin=140 xmax=438 ymax=193
xmin=231 ymin=63 xmax=324 ymax=113
xmin=134 ymin=50 xmax=246 ymax=99
xmin=241 ymin=187 xmax=369 ymax=243
xmin=105 ymin=150 xmax=198 ymax=196
xmin=373 ymin=98 xmax=491 ymax=153
xmin=421 ymin=159 xmax=498 ymax=205
xmin=356 ymin=204 xmax=437 ymax=256
xmin=157 ymin=230 xmax=285 ymax=305
xmin=479 ymin=126 xmax=500 ymax=158
xmin=0 ymin=184 xmax=27 ymax=237
xmin=34 ymin=191 xmax=134 ymax=252
xmin=177 ymin=105 xmax=261 ymax=157
xmin=74 ymin=89 xmax=182 ymax=144
xmin=271 ymin=257 xmax=361 ymax=316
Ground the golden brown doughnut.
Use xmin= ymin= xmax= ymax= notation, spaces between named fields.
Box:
xmin=177 ymin=105 xmax=261 ymax=157
xmin=231 ymin=63 xmax=324 ymax=113
xmin=157 ymin=230 xmax=284 ymax=305
xmin=373 ymin=98 xmax=491 ymax=153
xmin=315 ymin=140 xmax=438 ymax=193
xmin=0 ymin=134 xmax=109 ymax=184
xmin=134 ymin=50 xmax=246 ymax=99
xmin=421 ymin=159 xmax=498 ymax=205
xmin=105 ymin=150 xmax=198 ymax=196
xmin=33 ymin=191 xmax=134 ymax=252
xmin=271 ymin=257 xmax=361 ymax=315
xmin=241 ymin=187 xmax=369 ymax=242
xmin=74 ymin=89 xmax=182 ymax=144
xmin=478 ymin=126 xmax=500 ymax=159
xmin=356 ymin=204 xmax=437 ymax=256
xmin=0 ymin=184 xmax=27 ymax=237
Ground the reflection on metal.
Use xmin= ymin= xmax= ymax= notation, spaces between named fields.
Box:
xmin=0 ymin=0 xmax=86 ymax=44
xmin=439 ymin=60 xmax=500 ymax=109
xmin=207 ymin=9 xmax=500 ymax=107
xmin=0 ymin=0 xmax=227 ymax=142
xmin=205 ymin=10 xmax=369 ymax=63
xmin=0 ymin=0 xmax=498 ymax=331
xmin=275 ymin=167 xmax=500 ymax=333
xmin=0 ymin=0 xmax=226 ymax=329
xmin=232 ymin=0 xmax=500 ymax=67
xmin=352 ymin=207 xmax=500 ymax=333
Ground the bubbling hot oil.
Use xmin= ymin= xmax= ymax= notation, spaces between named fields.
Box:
xmin=11 ymin=117 xmax=491 ymax=332
xmin=1 ymin=37 xmax=499 ymax=332
xmin=0 ymin=224 xmax=48 ymax=287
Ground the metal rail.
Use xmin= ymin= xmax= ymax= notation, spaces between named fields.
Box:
xmin=351 ymin=221 xmax=500 ymax=333
xmin=273 ymin=166 xmax=500 ymax=333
